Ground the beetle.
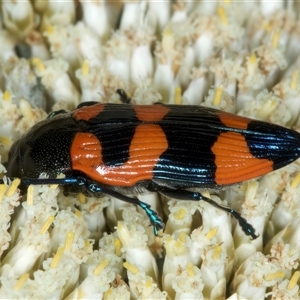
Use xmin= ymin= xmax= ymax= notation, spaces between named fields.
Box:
xmin=6 ymin=89 xmax=300 ymax=238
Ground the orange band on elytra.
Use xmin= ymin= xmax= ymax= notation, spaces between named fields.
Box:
xmin=218 ymin=112 xmax=250 ymax=130
xmin=71 ymin=124 xmax=168 ymax=186
xmin=73 ymin=104 xmax=105 ymax=121
xmin=134 ymin=105 xmax=170 ymax=122
xmin=212 ymin=132 xmax=273 ymax=185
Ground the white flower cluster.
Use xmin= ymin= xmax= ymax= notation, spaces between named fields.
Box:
xmin=0 ymin=0 xmax=300 ymax=299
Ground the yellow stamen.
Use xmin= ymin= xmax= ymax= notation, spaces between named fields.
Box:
xmin=104 ymin=288 xmax=113 ymax=298
xmin=179 ymin=232 xmax=186 ymax=243
xmin=174 ymin=208 xmax=186 ymax=220
xmin=0 ymin=184 xmax=7 ymax=203
xmin=6 ymin=178 xmax=21 ymax=197
xmin=162 ymin=28 xmax=174 ymax=55
xmin=117 ymin=221 xmax=131 ymax=242
xmin=291 ymin=173 xmax=300 ymax=189
xmin=64 ymin=232 xmax=74 ymax=251
xmin=14 ymin=273 xmax=29 ymax=291
xmin=288 ymin=247 xmax=297 ymax=256
xmin=205 ymin=227 xmax=219 ymax=240
xmin=75 ymin=209 xmax=82 ymax=218
xmin=49 ymin=184 xmax=58 ymax=189
xmin=82 ymin=60 xmax=89 ymax=76
xmin=217 ymin=6 xmax=228 ymax=25
xmin=114 ymin=238 xmax=122 ymax=256
xmin=174 ymin=240 xmax=187 ymax=255
xmin=123 ymin=262 xmax=139 ymax=275
xmin=84 ymin=239 xmax=91 ymax=250
xmin=47 ymin=26 xmax=54 ymax=34
xmin=240 ymin=181 xmax=248 ymax=191
xmin=31 ymin=57 xmax=45 ymax=72
xmin=272 ymin=30 xmax=280 ymax=49
xmin=247 ymin=53 xmax=258 ymax=76
xmin=174 ymin=87 xmax=182 ymax=105
xmin=290 ymin=70 xmax=299 ymax=90
xmin=287 ymin=271 xmax=300 ymax=290
xmin=51 ymin=247 xmax=64 ymax=268
xmin=187 ymin=262 xmax=195 ymax=277
xmin=3 ymin=90 xmax=11 ymax=101
xmin=264 ymin=271 xmax=285 ymax=281
xmin=0 ymin=136 xmax=12 ymax=146
xmin=166 ymin=236 xmax=172 ymax=243
xmin=249 ymin=53 xmax=257 ymax=64
xmin=78 ymin=193 xmax=86 ymax=204
xmin=40 ymin=215 xmax=55 ymax=234
xmin=175 ymin=240 xmax=182 ymax=249
xmin=156 ymin=229 xmax=164 ymax=236
xmin=257 ymin=98 xmax=277 ymax=119
xmin=75 ymin=288 xmax=86 ymax=299
xmin=213 ymin=245 xmax=222 ymax=260
xmin=245 ymin=180 xmax=259 ymax=203
xmin=247 ymin=180 xmax=258 ymax=191
xmin=27 ymin=185 xmax=34 ymax=205
xmin=213 ymin=86 xmax=223 ymax=107
xmin=93 ymin=258 xmax=109 ymax=275
xmin=145 ymin=278 xmax=153 ymax=287
xmin=263 ymin=21 xmax=272 ymax=32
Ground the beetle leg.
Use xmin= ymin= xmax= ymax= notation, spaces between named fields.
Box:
xmin=148 ymin=182 xmax=258 ymax=239
xmin=116 ymin=89 xmax=131 ymax=104
xmin=104 ymin=190 xmax=164 ymax=235
xmin=86 ymin=181 xmax=164 ymax=235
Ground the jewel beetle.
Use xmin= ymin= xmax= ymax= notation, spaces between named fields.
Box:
xmin=6 ymin=90 xmax=300 ymax=238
